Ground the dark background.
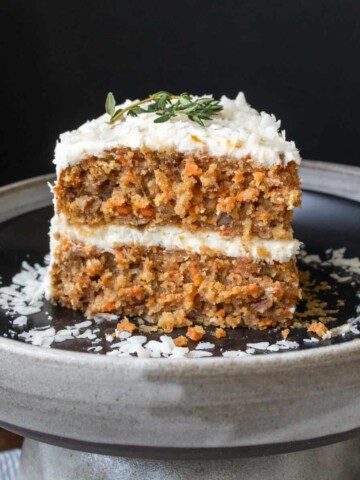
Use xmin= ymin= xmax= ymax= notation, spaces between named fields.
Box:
xmin=1 ymin=0 xmax=360 ymax=186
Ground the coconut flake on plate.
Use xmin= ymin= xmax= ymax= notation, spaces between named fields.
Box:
xmin=246 ymin=342 xmax=270 ymax=351
xmin=12 ymin=316 xmax=28 ymax=327
xmin=195 ymin=342 xmax=215 ymax=350
xmin=222 ymin=350 xmax=248 ymax=358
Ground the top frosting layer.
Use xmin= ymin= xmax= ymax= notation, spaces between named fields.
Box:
xmin=54 ymin=92 xmax=301 ymax=173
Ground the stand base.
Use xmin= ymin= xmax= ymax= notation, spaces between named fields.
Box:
xmin=18 ymin=436 xmax=360 ymax=480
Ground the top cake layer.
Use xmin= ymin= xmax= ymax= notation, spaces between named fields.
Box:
xmin=54 ymin=92 xmax=301 ymax=174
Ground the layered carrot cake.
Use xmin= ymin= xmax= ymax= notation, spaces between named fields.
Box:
xmin=47 ymin=91 xmax=302 ymax=332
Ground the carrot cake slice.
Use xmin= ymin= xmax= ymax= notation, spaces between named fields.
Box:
xmin=46 ymin=91 xmax=302 ymax=332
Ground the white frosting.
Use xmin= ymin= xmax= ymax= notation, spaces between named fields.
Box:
xmin=54 ymin=92 xmax=301 ymax=173
xmin=50 ymin=215 xmax=300 ymax=263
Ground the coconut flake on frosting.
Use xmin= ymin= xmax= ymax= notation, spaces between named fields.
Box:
xmin=53 ymin=92 xmax=301 ymax=173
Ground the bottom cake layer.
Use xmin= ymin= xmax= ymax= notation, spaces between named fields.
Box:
xmin=48 ymin=235 xmax=301 ymax=332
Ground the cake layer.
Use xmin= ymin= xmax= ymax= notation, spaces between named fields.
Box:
xmin=54 ymin=148 xmax=301 ymax=240
xmin=54 ymin=93 xmax=300 ymax=173
xmin=49 ymin=235 xmax=301 ymax=331
xmin=50 ymin=215 xmax=300 ymax=263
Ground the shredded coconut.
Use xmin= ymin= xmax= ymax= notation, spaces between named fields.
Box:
xmin=12 ymin=316 xmax=28 ymax=327
xmin=0 ymin=259 xmax=47 ymax=317
xmin=54 ymin=92 xmax=301 ymax=174
xmin=303 ymin=337 xmax=320 ymax=344
xmin=18 ymin=327 xmax=56 ymax=348
xmin=195 ymin=342 xmax=215 ymax=350
xmin=246 ymin=342 xmax=270 ymax=351
xmin=301 ymin=247 xmax=360 ymax=342
xmin=223 ymin=350 xmax=248 ymax=358
xmin=276 ymin=339 xmax=299 ymax=350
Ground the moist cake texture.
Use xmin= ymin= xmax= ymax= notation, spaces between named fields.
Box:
xmin=55 ymin=148 xmax=301 ymax=240
xmin=50 ymin=234 xmax=299 ymax=331
xmin=47 ymin=92 xmax=302 ymax=332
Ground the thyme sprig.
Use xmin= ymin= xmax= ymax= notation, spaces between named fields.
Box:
xmin=105 ymin=91 xmax=223 ymax=126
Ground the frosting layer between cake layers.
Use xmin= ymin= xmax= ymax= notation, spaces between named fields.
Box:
xmin=50 ymin=215 xmax=300 ymax=263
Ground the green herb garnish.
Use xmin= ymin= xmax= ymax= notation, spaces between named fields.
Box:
xmin=105 ymin=91 xmax=223 ymax=126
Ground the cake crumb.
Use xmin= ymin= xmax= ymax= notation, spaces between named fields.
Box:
xmin=117 ymin=318 xmax=137 ymax=333
xmin=281 ymin=328 xmax=290 ymax=340
xmin=174 ymin=335 xmax=188 ymax=347
xmin=139 ymin=324 xmax=159 ymax=333
xmin=215 ymin=328 xmax=226 ymax=339
xmin=307 ymin=321 xmax=329 ymax=339
xmin=187 ymin=325 xmax=205 ymax=342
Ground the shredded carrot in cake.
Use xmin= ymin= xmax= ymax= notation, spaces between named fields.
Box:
xmin=184 ymin=160 xmax=203 ymax=176
xmin=102 ymin=301 xmax=116 ymax=312
xmin=140 ymin=207 xmax=155 ymax=217
xmin=117 ymin=205 xmax=131 ymax=215
xmin=253 ymin=171 xmax=265 ymax=184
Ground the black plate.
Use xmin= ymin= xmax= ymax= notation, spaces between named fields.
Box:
xmin=0 ymin=190 xmax=359 ymax=356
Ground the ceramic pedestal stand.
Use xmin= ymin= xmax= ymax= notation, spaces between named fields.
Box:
xmin=14 ymin=435 xmax=360 ymax=480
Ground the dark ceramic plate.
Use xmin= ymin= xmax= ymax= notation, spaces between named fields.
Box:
xmin=0 ymin=190 xmax=359 ymax=356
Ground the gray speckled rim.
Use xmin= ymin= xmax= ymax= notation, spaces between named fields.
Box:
xmin=0 ymin=161 xmax=360 ymax=457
